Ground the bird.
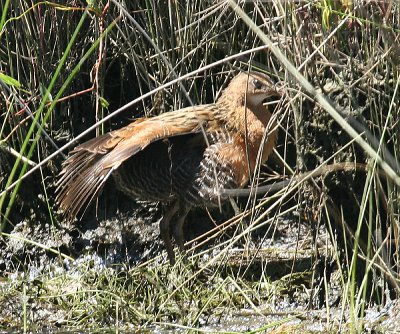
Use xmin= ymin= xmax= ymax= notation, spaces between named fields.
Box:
xmin=56 ymin=71 xmax=279 ymax=264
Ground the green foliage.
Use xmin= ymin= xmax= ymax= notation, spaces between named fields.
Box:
xmin=0 ymin=0 xmax=399 ymax=331
xmin=0 ymin=73 xmax=20 ymax=88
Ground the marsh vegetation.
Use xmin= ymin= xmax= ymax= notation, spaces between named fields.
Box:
xmin=0 ymin=1 xmax=399 ymax=332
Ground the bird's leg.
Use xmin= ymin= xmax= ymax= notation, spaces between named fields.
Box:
xmin=172 ymin=204 xmax=191 ymax=253
xmin=160 ymin=201 xmax=179 ymax=265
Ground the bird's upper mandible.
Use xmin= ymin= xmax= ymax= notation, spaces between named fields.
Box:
xmin=217 ymin=71 xmax=279 ymax=108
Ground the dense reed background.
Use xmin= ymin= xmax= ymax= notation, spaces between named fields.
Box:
xmin=0 ymin=0 xmax=399 ymax=332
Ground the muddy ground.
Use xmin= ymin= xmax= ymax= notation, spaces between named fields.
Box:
xmin=0 ymin=181 xmax=399 ymax=333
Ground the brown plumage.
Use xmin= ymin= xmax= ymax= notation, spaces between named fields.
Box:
xmin=56 ymin=71 xmax=279 ymax=264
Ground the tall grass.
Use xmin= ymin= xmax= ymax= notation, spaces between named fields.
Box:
xmin=0 ymin=0 xmax=399 ymax=331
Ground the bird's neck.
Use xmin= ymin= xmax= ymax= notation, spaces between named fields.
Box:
xmin=215 ymin=97 xmax=276 ymax=165
xmin=216 ymin=98 xmax=270 ymax=136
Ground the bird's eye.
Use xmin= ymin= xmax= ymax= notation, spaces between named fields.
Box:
xmin=252 ymin=78 xmax=263 ymax=90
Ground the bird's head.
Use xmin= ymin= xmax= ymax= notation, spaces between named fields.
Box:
xmin=219 ymin=71 xmax=280 ymax=108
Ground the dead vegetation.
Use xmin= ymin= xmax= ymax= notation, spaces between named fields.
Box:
xmin=0 ymin=1 xmax=399 ymax=332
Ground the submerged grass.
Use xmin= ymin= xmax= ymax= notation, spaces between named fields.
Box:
xmin=0 ymin=0 xmax=399 ymax=332
xmin=0 ymin=256 xmax=280 ymax=329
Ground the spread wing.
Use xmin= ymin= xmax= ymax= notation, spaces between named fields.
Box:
xmin=56 ymin=105 xmax=218 ymax=220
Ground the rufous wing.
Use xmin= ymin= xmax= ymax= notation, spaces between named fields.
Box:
xmin=56 ymin=105 xmax=216 ymax=220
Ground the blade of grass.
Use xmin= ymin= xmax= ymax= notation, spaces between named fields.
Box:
xmin=0 ymin=6 xmax=116 ymax=227
xmin=0 ymin=7 xmax=89 ymax=226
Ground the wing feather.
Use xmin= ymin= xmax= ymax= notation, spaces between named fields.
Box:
xmin=56 ymin=105 xmax=217 ymax=220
